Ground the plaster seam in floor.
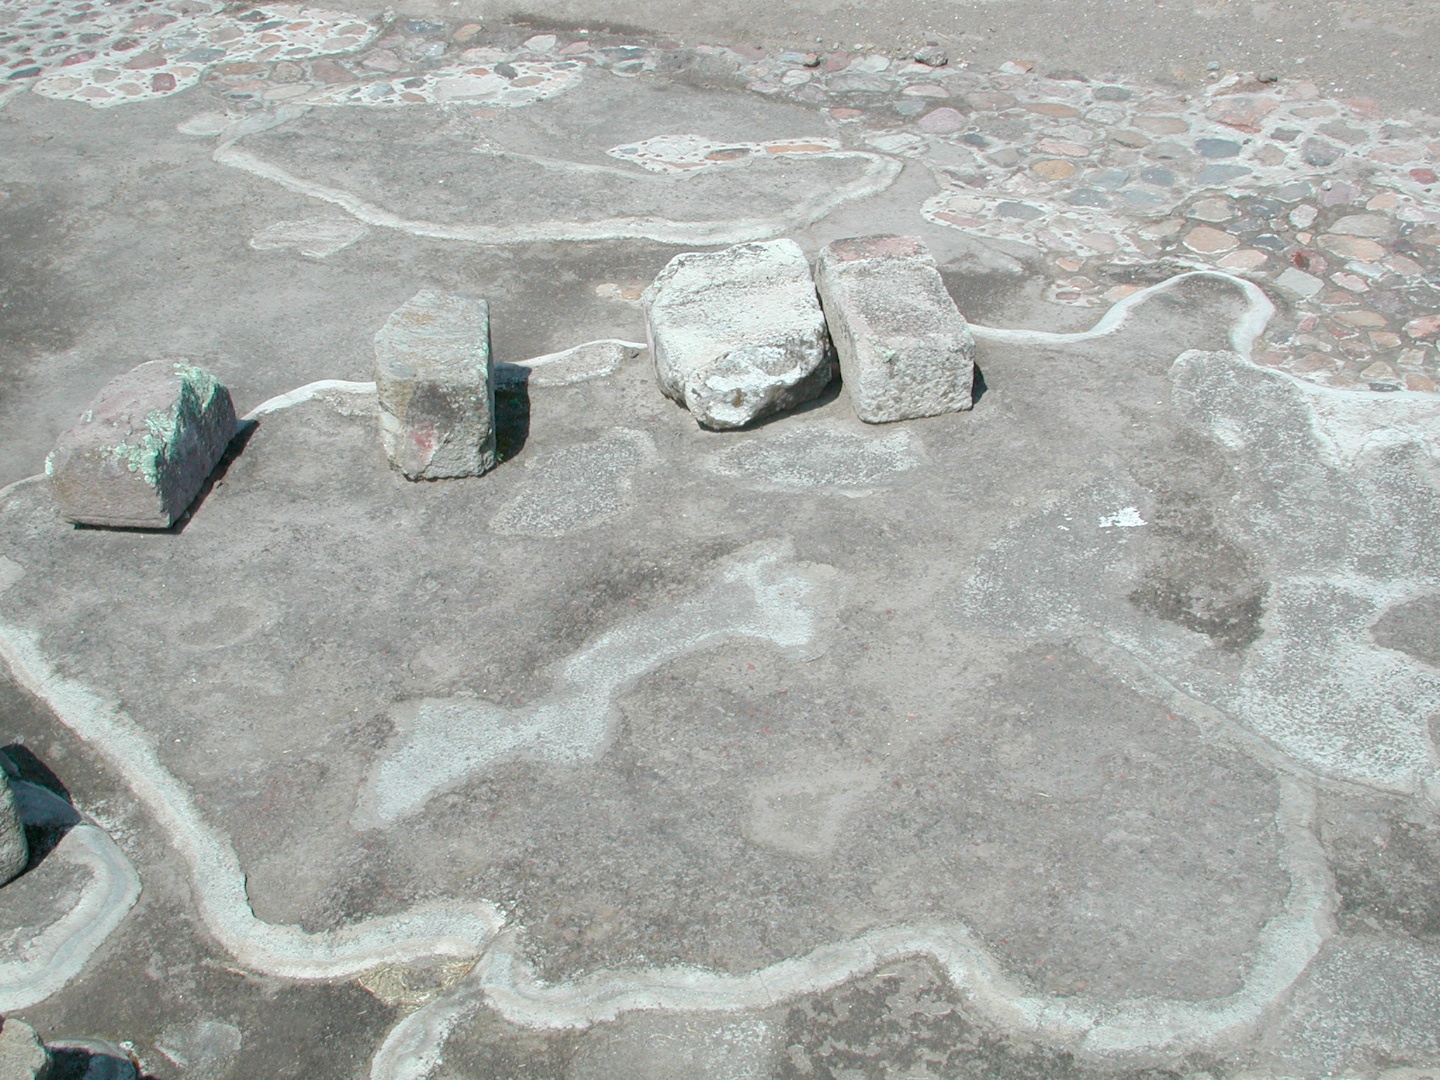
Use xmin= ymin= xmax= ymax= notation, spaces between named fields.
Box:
xmin=0 ymin=782 xmax=142 ymax=1012
xmin=367 ymin=779 xmax=1330 ymax=1078
xmin=210 ymin=123 xmax=904 ymax=246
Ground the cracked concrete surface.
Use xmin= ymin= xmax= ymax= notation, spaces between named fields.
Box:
xmin=2 ymin=1 xmax=1439 ymax=1077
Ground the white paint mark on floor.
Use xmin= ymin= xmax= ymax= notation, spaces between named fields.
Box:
xmin=1098 ymin=507 xmax=1146 ymax=528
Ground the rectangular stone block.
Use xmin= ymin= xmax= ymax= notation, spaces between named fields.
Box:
xmin=374 ymin=291 xmax=496 ymax=480
xmin=814 ymin=235 xmax=975 ymax=423
xmin=644 ymin=239 xmax=835 ymax=430
xmin=45 ymin=360 xmax=238 ymax=528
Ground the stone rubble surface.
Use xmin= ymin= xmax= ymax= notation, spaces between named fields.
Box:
xmin=373 ymin=290 xmax=496 ymax=480
xmin=644 ymin=239 xmax=835 ymax=430
xmin=43 ymin=360 xmax=237 ymax=529
xmin=815 ymin=234 xmax=975 ymax=423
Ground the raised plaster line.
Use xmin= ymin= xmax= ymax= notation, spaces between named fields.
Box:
xmin=518 ymin=339 xmax=647 ymax=369
xmin=969 ymin=270 xmax=1440 ymax=466
xmin=244 ymin=379 xmax=376 ymax=420
xmin=212 ymin=135 xmax=902 ymax=246
xmin=967 ymin=270 xmax=1276 ymax=358
xmin=0 ymin=621 xmax=503 ymax=980
xmin=370 ymin=779 xmax=1328 ymax=1077
xmin=0 ymin=782 xmax=142 ymax=1011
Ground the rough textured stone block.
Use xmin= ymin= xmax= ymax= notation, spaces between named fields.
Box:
xmin=644 ymin=240 xmax=835 ymax=430
xmin=1 ymin=767 xmax=27 ymax=886
xmin=0 ymin=1018 xmax=51 ymax=1079
xmin=374 ymin=291 xmax=496 ymax=480
xmin=45 ymin=361 xmax=237 ymax=528
xmin=814 ymin=235 xmax=975 ymax=423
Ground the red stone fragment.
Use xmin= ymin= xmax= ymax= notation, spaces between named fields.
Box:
xmin=151 ymin=71 xmax=176 ymax=92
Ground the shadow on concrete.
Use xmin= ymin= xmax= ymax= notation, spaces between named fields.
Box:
xmin=496 ymin=379 xmax=532 ymax=463
xmin=2 ymin=743 xmax=78 ymax=875
xmin=49 ymin=1042 xmax=152 ymax=1080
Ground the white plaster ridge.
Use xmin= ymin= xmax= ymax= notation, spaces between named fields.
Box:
xmin=212 ymin=123 xmax=902 ymax=246
xmin=0 ymin=782 xmax=142 ymax=1011
xmin=354 ymin=538 xmax=838 ymax=827
xmin=370 ymin=777 xmax=1329 ymax=1076
xmin=968 ymin=270 xmax=1275 ymax=358
xmin=0 ymin=622 xmax=504 ymax=980
xmin=244 ymin=380 xmax=377 ymax=420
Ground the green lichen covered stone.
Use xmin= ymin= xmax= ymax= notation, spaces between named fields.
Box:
xmin=45 ymin=360 xmax=237 ymax=528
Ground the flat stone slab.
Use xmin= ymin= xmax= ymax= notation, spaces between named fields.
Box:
xmin=644 ymin=239 xmax=835 ymax=429
xmin=815 ymin=235 xmax=975 ymax=423
xmin=373 ymin=291 xmax=496 ymax=480
xmin=43 ymin=361 xmax=237 ymax=529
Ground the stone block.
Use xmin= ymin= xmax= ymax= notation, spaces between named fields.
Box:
xmin=644 ymin=240 xmax=835 ymax=430
xmin=0 ymin=1018 xmax=51 ymax=1079
xmin=814 ymin=235 xmax=975 ymax=423
xmin=1 ymin=768 xmax=26 ymax=886
xmin=374 ymin=291 xmax=496 ymax=480
xmin=45 ymin=361 xmax=237 ymax=528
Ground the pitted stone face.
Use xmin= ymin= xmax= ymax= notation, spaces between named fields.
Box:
xmin=44 ymin=360 xmax=237 ymax=529
xmin=644 ymin=239 xmax=835 ymax=430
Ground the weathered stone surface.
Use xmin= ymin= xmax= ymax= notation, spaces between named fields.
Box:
xmin=644 ymin=240 xmax=835 ymax=430
xmin=1 ymin=762 xmax=27 ymax=886
xmin=814 ymin=235 xmax=975 ymax=423
xmin=374 ymin=291 xmax=496 ymax=480
xmin=44 ymin=361 xmax=236 ymax=529
xmin=0 ymin=1018 xmax=51 ymax=1080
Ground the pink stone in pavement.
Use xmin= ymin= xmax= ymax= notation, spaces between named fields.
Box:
xmin=1218 ymin=249 xmax=1267 ymax=270
xmin=966 ymin=91 xmax=1016 ymax=110
xmin=917 ymin=107 xmax=966 ymax=133
xmin=45 ymin=361 xmax=237 ymax=528
xmin=1318 ymin=234 xmax=1387 ymax=262
xmin=1206 ymin=95 xmax=1280 ymax=131
xmin=1404 ymin=373 xmax=1438 ymax=392
xmin=1182 ymin=226 xmax=1238 ymax=254
xmin=1336 ymin=310 xmax=1388 ymax=329
xmin=815 ymin=235 xmax=974 ymax=423
xmin=1035 ymin=138 xmax=1090 ymax=157
xmin=1410 ymin=168 xmax=1438 ymax=185
xmin=1403 ymin=315 xmax=1440 ymax=338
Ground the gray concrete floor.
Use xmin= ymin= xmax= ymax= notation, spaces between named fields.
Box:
xmin=1 ymin=0 xmax=1439 ymax=1077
